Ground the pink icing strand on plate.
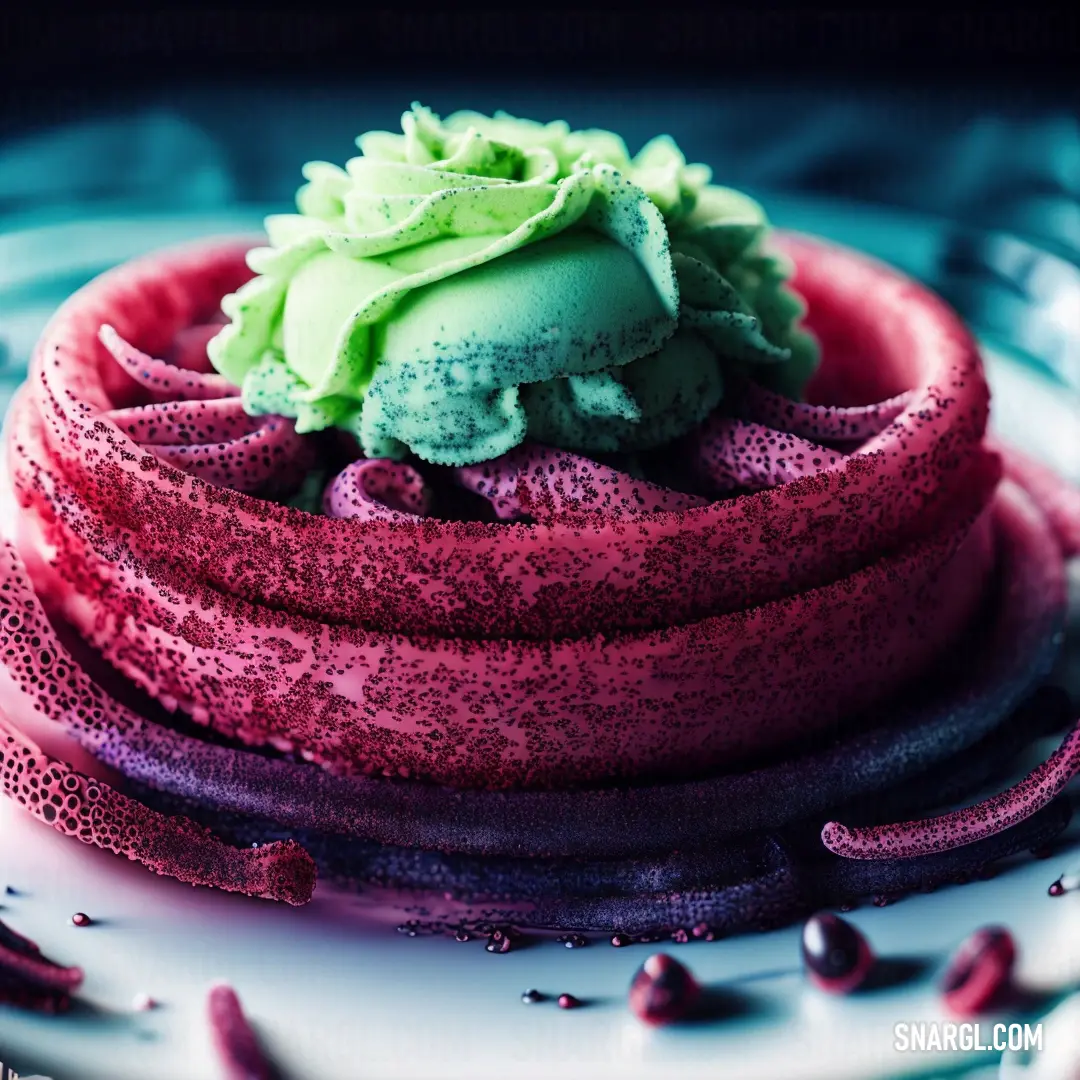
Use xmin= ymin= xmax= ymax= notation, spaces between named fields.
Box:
xmin=207 ymin=983 xmax=273 ymax=1080
xmin=822 ymin=718 xmax=1080 ymax=859
xmin=0 ymin=917 xmax=84 ymax=992
xmin=0 ymin=912 xmax=83 ymax=1012
xmin=0 ymin=699 xmax=315 ymax=904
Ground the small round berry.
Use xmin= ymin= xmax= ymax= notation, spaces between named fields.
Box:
xmin=557 ymin=993 xmax=583 ymax=1010
xmin=801 ymin=912 xmax=874 ymax=994
xmin=70 ymin=912 xmax=92 ymax=928
xmin=486 ymin=933 xmax=512 ymax=954
xmin=521 ymin=989 xmax=544 ymax=1005
xmin=941 ymin=927 xmax=1016 ymax=1016
xmin=629 ymin=953 xmax=700 ymax=1026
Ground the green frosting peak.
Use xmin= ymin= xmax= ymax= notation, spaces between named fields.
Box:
xmin=208 ymin=103 xmax=817 ymax=466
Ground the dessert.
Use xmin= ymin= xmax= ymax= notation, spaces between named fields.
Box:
xmin=0 ymin=105 xmax=1077 ymax=935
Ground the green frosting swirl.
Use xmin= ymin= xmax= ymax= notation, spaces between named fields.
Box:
xmin=208 ymin=103 xmax=817 ymax=465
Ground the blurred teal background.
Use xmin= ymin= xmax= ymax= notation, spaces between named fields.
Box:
xmin=1 ymin=79 xmax=1078 ymax=416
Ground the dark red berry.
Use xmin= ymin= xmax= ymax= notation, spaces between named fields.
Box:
xmin=801 ymin=912 xmax=874 ymax=994
xmin=521 ymin=989 xmax=544 ymax=1004
xmin=454 ymin=930 xmax=470 ymax=942
xmin=611 ymin=933 xmax=630 ymax=948
xmin=70 ymin=912 xmax=91 ymax=928
xmin=1049 ymin=880 xmax=1065 ymax=897
xmin=941 ymin=927 xmax=1016 ymax=1017
xmin=486 ymin=934 xmax=512 ymax=954
xmin=557 ymin=993 xmax=582 ymax=1010
xmin=629 ymin=953 xmax=700 ymax=1026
